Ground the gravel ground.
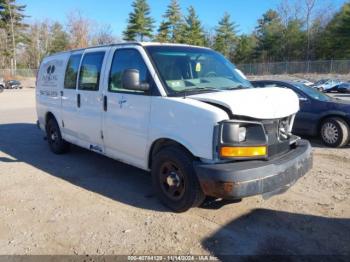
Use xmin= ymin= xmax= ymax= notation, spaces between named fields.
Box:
xmin=0 ymin=89 xmax=349 ymax=257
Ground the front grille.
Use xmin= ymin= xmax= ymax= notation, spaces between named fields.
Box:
xmin=262 ymin=117 xmax=292 ymax=158
xmin=262 ymin=119 xmax=280 ymax=145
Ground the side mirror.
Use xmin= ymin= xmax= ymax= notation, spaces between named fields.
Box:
xmin=122 ymin=69 xmax=149 ymax=91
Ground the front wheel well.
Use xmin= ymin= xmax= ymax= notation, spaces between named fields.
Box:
xmin=148 ymin=138 xmax=196 ymax=169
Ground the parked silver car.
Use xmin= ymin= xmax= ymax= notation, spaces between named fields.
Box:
xmin=5 ymin=80 xmax=22 ymax=89
xmin=312 ymin=79 xmax=343 ymax=92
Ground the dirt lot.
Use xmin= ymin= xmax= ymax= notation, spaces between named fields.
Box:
xmin=0 ymin=89 xmax=349 ymax=257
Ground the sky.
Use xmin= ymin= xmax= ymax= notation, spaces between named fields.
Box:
xmin=19 ymin=0 xmax=347 ymax=37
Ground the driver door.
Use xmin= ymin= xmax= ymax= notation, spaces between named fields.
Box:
xmin=102 ymin=47 xmax=153 ymax=169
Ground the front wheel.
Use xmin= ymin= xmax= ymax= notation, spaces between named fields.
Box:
xmin=320 ymin=117 xmax=349 ymax=147
xmin=151 ymin=146 xmax=205 ymax=212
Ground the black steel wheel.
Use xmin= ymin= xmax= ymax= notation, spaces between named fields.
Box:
xmin=46 ymin=118 xmax=70 ymax=154
xmin=151 ymin=146 xmax=205 ymax=212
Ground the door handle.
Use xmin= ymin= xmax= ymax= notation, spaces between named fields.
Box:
xmin=77 ymin=94 xmax=81 ymax=108
xmin=103 ymin=95 xmax=107 ymax=112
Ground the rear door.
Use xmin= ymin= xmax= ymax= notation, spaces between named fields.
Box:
xmin=37 ymin=54 xmax=68 ymax=131
xmin=76 ymin=48 xmax=108 ymax=151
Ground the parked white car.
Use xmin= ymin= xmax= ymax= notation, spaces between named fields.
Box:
xmin=294 ymin=79 xmax=314 ymax=86
xmin=36 ymin=43 xmax=313 ymax=212
xmin=0 ymin=77 xmax=4 ymax=90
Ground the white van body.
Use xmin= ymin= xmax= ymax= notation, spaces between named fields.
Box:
xmin=36 ymin=43 xmax=312 ymax=212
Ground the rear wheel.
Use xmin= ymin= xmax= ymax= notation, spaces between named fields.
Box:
xmin=46 ymin=118 xmax=70 ymax=154
xmin=320 ymin=117 xmax=349 ymax=147
xmin=151 ymin=146 xmax=205 ymax=212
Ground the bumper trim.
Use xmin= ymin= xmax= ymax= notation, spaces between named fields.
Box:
xmin=194 ymin=140 xmax=313 ymax=199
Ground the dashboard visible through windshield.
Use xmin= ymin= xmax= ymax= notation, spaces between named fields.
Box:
xmin=145 ymin=46 xmax=252 ymax=96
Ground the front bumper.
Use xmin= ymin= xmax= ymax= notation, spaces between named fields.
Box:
xmin=194 ymin=140 xmax=313 ymax=199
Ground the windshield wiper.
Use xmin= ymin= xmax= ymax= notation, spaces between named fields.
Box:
xmin=223 ymin=85 xmax=251 ymax=90
xmin=176 ymin=87 xmax=221 ymax=95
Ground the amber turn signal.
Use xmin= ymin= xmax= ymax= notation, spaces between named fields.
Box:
xmin=220 ymin=146 xmax=267 ymax=158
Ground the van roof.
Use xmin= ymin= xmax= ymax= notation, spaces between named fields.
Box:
xmin=49 ymin=42 xmax=210 ymax=57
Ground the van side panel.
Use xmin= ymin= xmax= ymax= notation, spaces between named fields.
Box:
xmin=36 ymin=53 xmax=70 ymax=130
xmin=148 ymin=97 xmax=229 ymax=164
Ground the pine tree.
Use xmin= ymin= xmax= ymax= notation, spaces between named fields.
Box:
xmin=233 ymin=34 xmax=257 ymax=64
xmin=281 ymin=19 xmax=306 ymax=61
xmin=213 ymin=13 xmax=238 ymax=58
xmin=318 ymin=2 xmax=350 ymax=59
xmin=123 ymin=0 xmax=154 ymax=41
xmin=254 ymin=9 xmax=284 ymax=62
xmin=182 ymin=6 xmax=205 ymax=46
xmin=0 ymin=0 xmax=27 ymax=71
xmin=164 ymin=0 xmax=183 ymax=42
xmin=155 ymin=20 xmax=170 ymax=42
xmin=49 ymin=22 xmax=69 ymax=54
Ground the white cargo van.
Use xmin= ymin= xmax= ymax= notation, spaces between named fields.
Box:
xmin=36 ymin=43 xmax=312 ymax=212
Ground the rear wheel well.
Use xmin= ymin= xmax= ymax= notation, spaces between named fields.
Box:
xmin=45 ymin=112 xmax=56 ymax=128
xmin=318 ymin=115 xmax=350 ymax=132
xmin=148 ymin=139 xmax=195 ymax=169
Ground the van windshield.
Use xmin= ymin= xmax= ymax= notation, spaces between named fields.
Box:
xmin=145 ymin=46 xmax=252 ymax=96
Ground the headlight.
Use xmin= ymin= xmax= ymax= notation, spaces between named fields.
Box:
xmin=218 ymin=120 xmax=268 ymax=159
xmin=222 ymin=123 xmax=247 ymax=143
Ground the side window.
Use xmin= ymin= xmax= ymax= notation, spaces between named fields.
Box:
xmin=78 ymin=52 xmax=105 ymax=91
xmin=109 ymin=49 xmax=149 ymax=93
xmin=64 ymin=54 xmax=82 ymax=89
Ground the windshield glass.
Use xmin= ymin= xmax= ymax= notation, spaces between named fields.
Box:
xmin=145 ymin=46 xmax=252 ymax=95
xmin=293 ymin=82 xmax=332 ymax=102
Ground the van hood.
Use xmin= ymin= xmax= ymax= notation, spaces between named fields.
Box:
xmin=189 ymin=87 xmax=299 ymax=119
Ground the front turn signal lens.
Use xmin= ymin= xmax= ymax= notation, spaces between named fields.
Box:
xmin=220 ymin=146 xmax=267 ymax=158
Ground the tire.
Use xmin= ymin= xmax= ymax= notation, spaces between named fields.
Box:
xmin=320 ymin=117 xmax=350 ymax=148
xmin=46 ymin=118 xmax=70 ymax=154
xmin=151 ymin=146 xmax=205 ymax=212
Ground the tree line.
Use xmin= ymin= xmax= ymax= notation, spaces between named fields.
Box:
xmin=0 ymin=0 xmax=349 ymax=71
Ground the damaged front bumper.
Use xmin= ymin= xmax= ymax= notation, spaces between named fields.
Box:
xmin=194 ymin=139 xmax=313 ymax=199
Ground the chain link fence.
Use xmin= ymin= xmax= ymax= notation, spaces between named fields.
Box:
xmin=1 ymin=60 xmax=350 ymax=79
xmin=0 ymin=69 xmax=38 ymax=79
xmin=237 ymin=60 xmax=350 ymax=75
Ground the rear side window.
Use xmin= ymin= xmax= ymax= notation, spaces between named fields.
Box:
xmin=109 ymin=49 xmax=149 ymax=93
xmin=64 ymin=54 xmax=82 ymax=89
xmin=79 ymin=52 xmax=105 ymax=91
